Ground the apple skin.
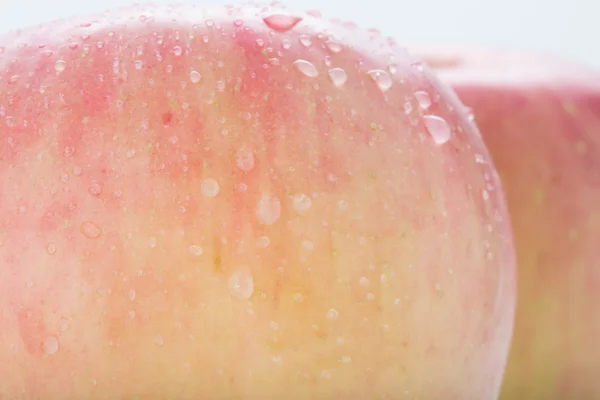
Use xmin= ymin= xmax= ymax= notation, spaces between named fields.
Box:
xmin=0 ymin=4 xmax=516 ymax=399
xmin=419 ymin=47 xmax=600 ymax=399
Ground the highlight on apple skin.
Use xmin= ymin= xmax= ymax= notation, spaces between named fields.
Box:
xmin=0 ymin=4 xmax=516 ymax=399
xmin=419 ymin=47 xmax=600 ymax=400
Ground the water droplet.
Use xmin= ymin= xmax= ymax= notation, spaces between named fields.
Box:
xmin=46 ymin=243 xmax=57 ymax=255
xmin=189 ymin=244 xmax=203 ymax=257
xmin=325 ymin=40 xmax=342 ymax=53
xmin=55 ymin=60 xmax=66 ymax=73
xmin=328 ymin=68 xmax=347 ymax=88
xmin=154 ymin=336 xmax=164 ymax=346
xmin=367 ymin=70 xmax=392 ymax=92
xmin=291 ymin=193 xmax=312 ymax=213
xmin=262 ymin=14 xmax=303 ymax=32
xmin=256 ymin=236 xmax=270 ymax=248
xmin=475 ymin=154 xmax=485 ymax=164
xmin=134 ymin=60 xmax=143 ymax=70
xmin=339 ymin=355 xmax=352 ymax=364
xmin=404 ymin=101 xmax=413 ymax=115
xmin=293 ymin=59 xmax=318 ymax=77
xmin=88 ymin=182 xmax=102 ymax=196
xmin=359 ymin=277 xmax=369 ymax=286
xmin=201 ymin=178 xmax=220 ymax=198
xmin=482 ymin=190 xmax=490 ymax=201
xmin=298 ymin=35 xmax=312 ymax=47
xmin=292 ymin=292 xmax=305 ymax=303
xmin=190 ymin=70 xmax=201 ymax=83
xmin=414 ymin=91 xmax=431 ymax=110
xmin=64 ymin=146 xmax=75 ymax=157
xmin=128 ymin=310 xmax=136 ymax=319
xmin=327 ymin=308 xmax=339 ymax=321
xmin=423 ymin=115 xmax=451 ymax=145
xmin=173 ymin=46 xmax=183 ymax=56
xmin=80 ymin=221 xmax=101 ymax=239
xmin=9 ymin=75 xmax=20 ymax=84
xmin=128 ymin=289 xmax=136 ymax=301
xmin=148 ymin=237 xmax=157 ymax=248
xmin=42 ymin=335 xmax=59 ymax=355
xmin=228 ymin=268 xmax=254 ymax=300
xmin=302 ymin=240 xmax=314 ymax=253
xmin=236 ymin=146 xmax=255 ymax=172
xmin=59 ymin=317 xmax=69 ymax=332
xmin=256 ymin=195 xmax=281 ymax=225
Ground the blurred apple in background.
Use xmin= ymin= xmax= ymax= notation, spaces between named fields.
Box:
xmin=420 ymin=47 xmax=600 ymax=399
xmin=0 ymin=3 xmax=516 ymax=399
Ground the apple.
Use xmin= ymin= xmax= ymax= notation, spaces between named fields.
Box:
xmin=0 ymin=4 xmax=516 ymax=399
xmin=418 ymin=47 xmax=600 ymax=399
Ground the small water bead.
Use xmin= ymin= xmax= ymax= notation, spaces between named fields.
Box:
xmin=128 ymin=310 xmax=136 ymax=319
xmin=59 ymin=317 xmax=70 ymax=332
xmin=228 ymin=268 xmax=254 ymax=300
xmin=359 ymin=277 xmax=369 ymax=287
xmin=423 ymin=115 xmax=451 ymax=145
xmin=328 ymin=68 xmax=347 ymax=88
xmin=128 ymin=289 xmax=136 ymax=301
xmin=201 ymin=178 xmax=220 ymax=198
xmin=262 ymin=14 xmax=303 ymax=32
xmin=189 ymin=244 xmax=203 ymax=257
xmin=236 ymin=146 xmax=255 ymax=172
xmin=291 ymin=193 xmax=312 ymax=213
xmin=54 ymin=60 xmax=66 ymax=73
xmin=327 ymin=308 xmax=339 ymax=321
xmin=302 ymin=240 xmax=314 ymax=253
xmin=256 ymin=195 xmax=281 ymax=225
xmin=173 ymin=46 xmax=183 ymax=56
xmin=148 ymin=237 xmax=157 ymax=249
xmin=42 ymin=335 xmax=59 ymax=355
xmin=293 ymin=59 xmax=318 ymax=77
xmin=414 ymin=91 xmax=432 ymax=110
xmin=325 ymin=40 xmax=342 ymax=53
xmin=367 ymin=69 xmax=392 ymax=92
xmin=256 ymin=236 xmax=270 ymax=248
xmin=46 ymin=243 xmax=57 ymax=255
xmin=339 ymin=355 xmax=352 ymax=364
xmin=134 ymin=60 xmax=143 ymax=70
xmin=88 ymin=182 xmax=102 ymax=196
xmin=80 ymin=221 xmax=101 ymax=239
xmin=190 ymin=70 xmax=201 ymax=83
xmin=475 ymin=154 xmax=485 ymax=164
xmin=298 ymin=35 xmax=312 ymax=47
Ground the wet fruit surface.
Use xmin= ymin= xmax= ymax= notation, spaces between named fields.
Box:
xmin=0 ymin=4 xmax=516 ymax=399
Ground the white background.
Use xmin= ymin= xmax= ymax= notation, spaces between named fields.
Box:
xmin=2 ymin=0 xmax=599 ymax=67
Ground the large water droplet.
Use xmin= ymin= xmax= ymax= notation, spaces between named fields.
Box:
xmin=80 ymin=221 xmax=101 ymax=239
xmin=236 ymin=146 xmax=255 ymax=172
xmin=325 ymin=40 xmax=342 ymax=53
xmin=291 ymin=193 xmax=312 ymax=213
xmin=256 ymin=195 xmax=281 ymax=225
xmin=414 ymin=91 xmax=431 ymax=110
xmin=54 ymin=60 xmax=66 ymax=73
xmin=293 ymin=59 xmax=318 ymax=77
xmin=190 ymin=70 xmax=201 ymax=83
xmin=367 ymin=69 xmax=392 ymax=92
xmin=328 ymin=68 xmax=347 ymax=88
xmin=228 ymin=268 xmax=254 ymax=300
xmin=42 ymin=335 xmax=59 ymax=355
xmin=262 ymin=14 xmax=302 ymax=32
xmin=201 ymin=178 xmax=220 ymax=198
xmin=298 ymin=35 xmax=312 ymax=47
xmin=423 ymin=115 xmax=451 ymax=145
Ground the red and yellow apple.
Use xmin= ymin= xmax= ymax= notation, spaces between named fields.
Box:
xmin=420 ymin=47 xmax=600 ymax=399
xmin=0 ymin=5 xmax=516 ymax=399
